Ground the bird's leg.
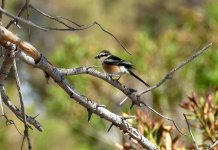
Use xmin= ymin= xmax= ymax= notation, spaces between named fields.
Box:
xmin=107 ymin=73 xmax=119 ymax=80
xmin=109 ymin=74 xmax=121 ymax=83
xmin=116 ymin=75 xmax=121 ymax=82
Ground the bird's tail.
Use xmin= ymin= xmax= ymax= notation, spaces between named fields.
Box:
xmin=129 ymin=70 xmax=150 ymax=87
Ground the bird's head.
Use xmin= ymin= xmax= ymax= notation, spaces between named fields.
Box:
xmin=95 ymin=50 xmax=111 ymax=60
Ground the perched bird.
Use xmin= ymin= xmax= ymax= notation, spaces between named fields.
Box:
xmin=95 ymin=50 xmax=150 ymax=87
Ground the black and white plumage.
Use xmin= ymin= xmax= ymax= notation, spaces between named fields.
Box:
xmin=95 ymin=50 xmax=150 ymax=87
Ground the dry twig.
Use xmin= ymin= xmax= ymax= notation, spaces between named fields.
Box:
xmin=12 ymin=49 xmax=32 ymax=150
xmin=139 ymin=43 xmax=212 ymax=96
xmin=183 ymin=114 xmax=199 ymax=150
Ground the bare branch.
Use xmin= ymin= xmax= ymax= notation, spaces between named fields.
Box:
xmin=26 ymin=0 xmax=31 ymax=40
xmin=208 ymin=140 xmax=218 ymax=150
xmin=29 ymin=5 xmax=131 ymax=54
xmin=0 ymin=26 xmax=41 ymax=61
xmin=3 ymin=3 xmax=131 ymax=54
xmin=141 ymin=102 xmax=185 ymax=135
xmin=73 ymin=21 xmax=131 ymax=55
xmin=183 ymin=114 xmax=199 ymax=150
xmin=139 ymin=43 xmax=212 ymax=96
xmin=12 ymin=50 xmax=32 ymax=150
xmin=29 ymin=4 xmax=83 ymax=28
xmin=0 ymin=113 xmax=23 ymax=135
xmin=1 ymin=86 xmax=43 ymax=131
xmin=6 ymin=2 xmax=27 ymax=29
xmin=0 ymin=28 xmax=158 ymax=150
xmin=0 ymin=0 xmax=5 ymax=21
xmin=120 ymin=96 xmax=128 ymax=106
xmin=0 ymin=42 xmax=42 ymax=132
xmin=0 ymin=7 xmax=47 ymax=31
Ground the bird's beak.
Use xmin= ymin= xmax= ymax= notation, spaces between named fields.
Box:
xmin=94 ymin=55 xmax=99 ymax=59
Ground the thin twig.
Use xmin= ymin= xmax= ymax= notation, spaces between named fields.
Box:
xmin=120 ymin=96 xmax=128 ymax=106
xmin=28 ymin=5 xmax=131 ymax=54
xmin=183 ymin=114 xmax=199 ymax=150
xmin=26 ymin=0 xmax=31 ymax=40
xmin=2 ymin=114 xmax=23 ymax=135
xmin=6 ymin=2 xmax=27 ymax=29
xmin=68 ymin=21 xmax=132 ymax=55
xmin=141 ymin=101 xmax=185 ymax=135
xmin=0 ymin=0 xmax=5 ymax=21
xmin=0 ymin=7 xmax=47 ymax=31
xmin=0 ymin=42 xmax=42 ymax=131
xmin=4 ymin=3 xmax=130 ymax=54
xmin=1 ymin=86 xmax=43 ymax=131
xmin=29 ymin=4 xmax=83 ymax=28
xmin=139 ymin=43 xmax=212 ymax=96
xmin=208 ymin=140 xmax=218 ymax=150
xmin=12 ymin=50 xmax=31 ymax=150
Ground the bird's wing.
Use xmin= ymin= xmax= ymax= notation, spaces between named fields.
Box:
xmin=119 ymin=61 xmax=134 ymax=69
xmin=104 ymin=55 xmax=134 ymax=69
xmin=103 ymin=55 xmax=123 ymax=65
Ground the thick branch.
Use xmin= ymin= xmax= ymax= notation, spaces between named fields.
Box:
xmin=59 ymin=67 xmax=142 ymax=106
xmin=0 ymin=26 xmax=41 ymax=61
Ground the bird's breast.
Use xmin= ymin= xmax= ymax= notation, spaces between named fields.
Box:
xmin=102 ymin=64 xmax=128 ymax=75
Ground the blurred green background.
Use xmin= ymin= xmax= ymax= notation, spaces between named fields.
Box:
xmin=0 ymin=0 xmax=218 ymax=149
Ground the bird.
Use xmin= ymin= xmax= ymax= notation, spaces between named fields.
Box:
xmin=95 ymin=50 xmax=150 ymax=87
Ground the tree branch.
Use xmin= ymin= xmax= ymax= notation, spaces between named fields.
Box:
xmin=183 ymin=114 xmax=199 ymax=150
xmin=12 ymin=49 xmax=32 ymax=150
xmin=28 ymin=4 xmax=131 ymax=54
xmin=139 ymin=43 xmax=212 ymax=96
xmin=0 ymin=42 xmax=43 ymax=132
xmin=208 ymin=140 xmax=218 ymax=150
xmin=0 ymin=26 xmax=41 ymax=61
xmin=0 ymin=0 xmax=5 ymax=22
xmin=1 ymin=86 xmax=43 ymax=132
xmin=0 ymin=25 xmax=159 ymax=150
xmin=0 ymin=7 xmax=47 ymax=31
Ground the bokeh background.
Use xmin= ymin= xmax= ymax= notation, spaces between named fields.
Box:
xmin=0 ymin=0 xmax=218 ymax=149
